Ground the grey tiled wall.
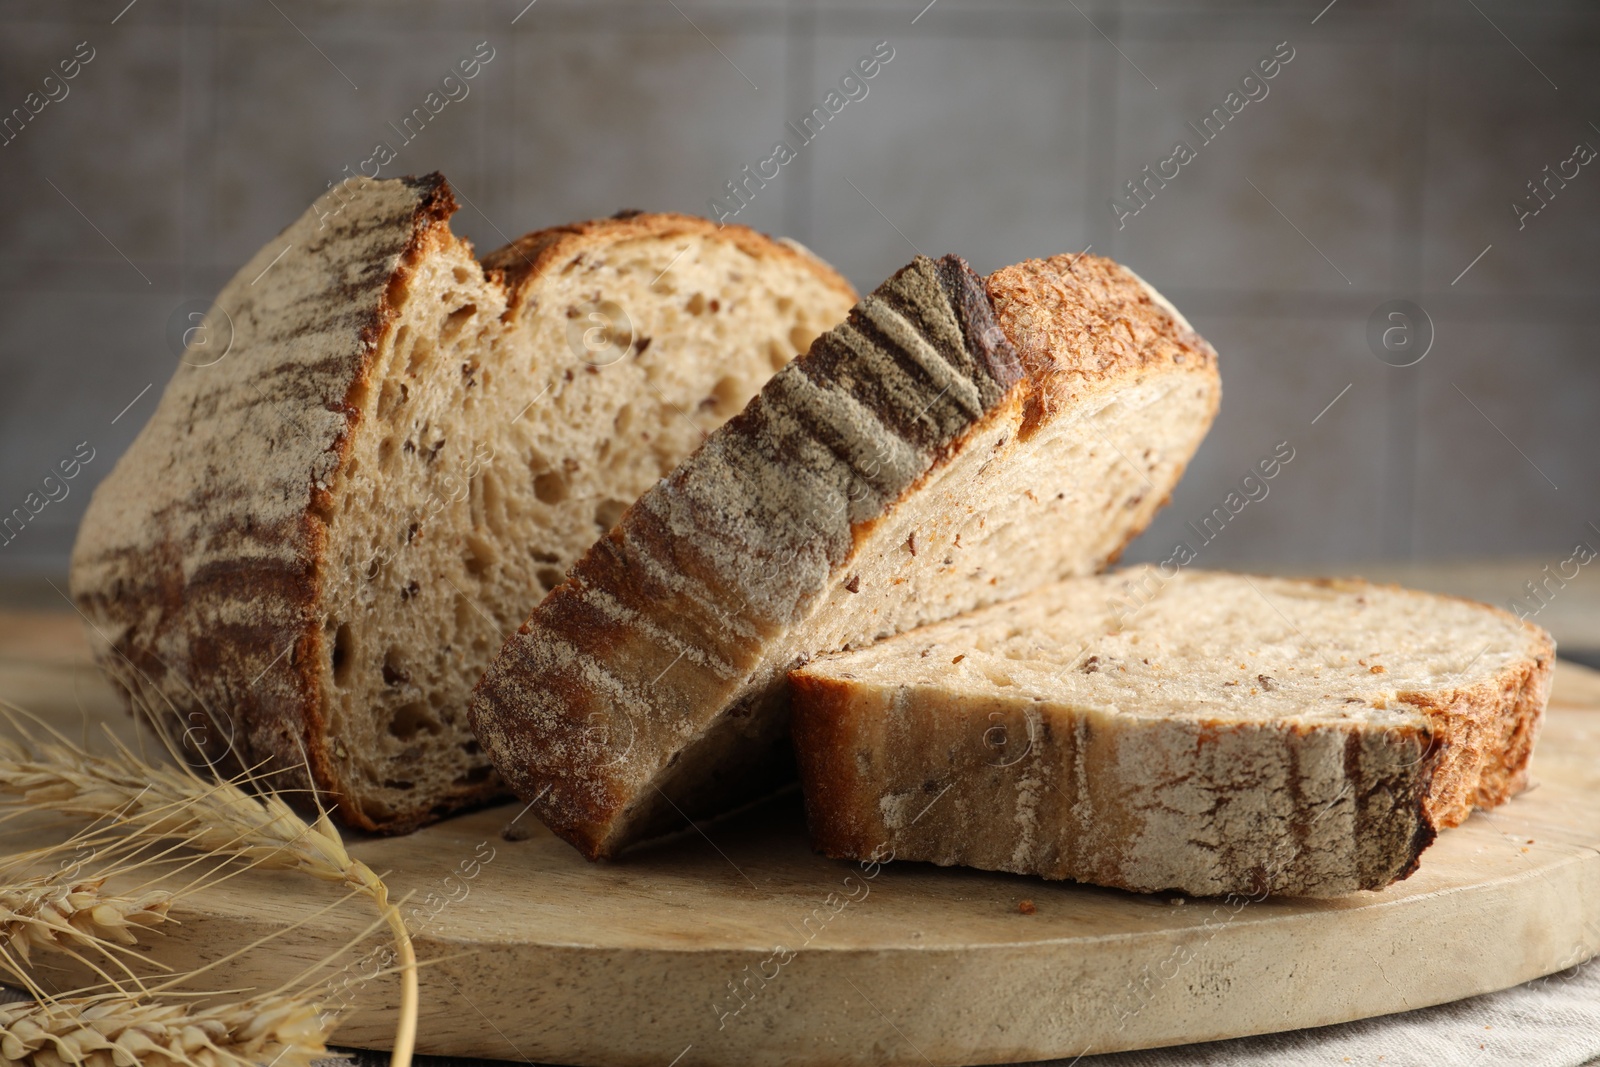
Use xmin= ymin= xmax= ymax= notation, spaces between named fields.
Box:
xmin=1 ymin=0 xmax=1596 ymax=580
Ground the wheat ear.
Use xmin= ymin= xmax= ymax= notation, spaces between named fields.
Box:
xmin=0 ymin=716 xmax=417 ymax=1067
xmin=0 ymin=878 xmax=399 ymax=1067
xmin=0 ymin=989 xmax=333 ymax=1067
xmin=1 ymin=874 xmax=171 ymax=960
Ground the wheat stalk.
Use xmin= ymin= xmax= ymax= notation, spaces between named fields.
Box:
xmin=0 ymin=717 xmax=417 ymax=1067
xmin=0 ymin=989 xmax=332 ymax=1067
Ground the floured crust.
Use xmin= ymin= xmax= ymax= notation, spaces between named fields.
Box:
xmin=470 ymin=253 xmax=1221 ymax=859
xmin=71 ymin=175 xmax=458 ymax=821
xmin=68 ymin=176 xmax=856 ymax=832
xmin=789 ymin=571 xmax=1554 ymax=897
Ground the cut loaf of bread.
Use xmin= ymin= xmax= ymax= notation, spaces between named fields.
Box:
xmin=790 ymin=568 xmax=1554 ymax=896
xmin=470 ymin=251 xmax=1222 ymax=859
xmin=69 ymin=173 xmax=857 ymax=832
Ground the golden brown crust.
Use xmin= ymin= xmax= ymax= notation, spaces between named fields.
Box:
xmin=985 ymin=254 xmax=1218 ymax=438
xmin=788 ymin=671 xmax=881 ymax=861
xmin=1407 ymin=633 xmax=1554 ymax=830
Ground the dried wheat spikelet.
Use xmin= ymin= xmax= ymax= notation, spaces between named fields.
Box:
xmin=0 ymin=875 xmax=171 ymax=964
xmin=0 ymin=830 xmax=195 ymax=1000
xmin=0 ymin=711 xmax=416 ymax=1067
xmin=0 ymin=989 xmax=332 ymax=1067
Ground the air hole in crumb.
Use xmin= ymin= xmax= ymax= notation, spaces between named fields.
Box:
xmin=594 ymin=498 xmax=627 ymax=531
xmin=451 ymin=265 xmax=472 ymax=284
xmin=443 ymin=304 xmax=476 ymax=338
xmin=533 ymin=471 xmax=569 ymax=504
xmin=789 ymin=323 xmax=818 ymax=355
xmin=480 ymin=471 xmax=505 ymax=535
xmin=331 ymin=623 xmax=354 ymax=687
xmin=454 ymin=765 xmax=495 ymax=786
xmin=384 ymin=779 xmax=415 ymax=790
xmin=406 ymin=335 xmax=435 ymax=377
xmin=767 ymin=340 xmax=789 ymax=371
xmin=388 ymin=702 xmax=441 ymax=741
xmin=775 ymin=296 xmax=794 ymax=313
xmin=706 ymin=375 xmax=743 ymax=416
xmin=382 ymin=647 xmax=410 ymax=686
xmin=376 ymin=379 xmax=403 ymax=421
xmin=614 ymin=404 xmax=634 ymax=435
xmin=536 ymin=566 xmax=564 ymax=592
xmin=686 ymin=293 xmax=707 ymax=315
xmin=463 ymin=533 xmax=496 ymax=577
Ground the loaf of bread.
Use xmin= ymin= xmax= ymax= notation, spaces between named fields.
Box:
xmin=789 ymin=569 xmax=1554 ymax=896
xmin=69 ymin=173 xmax=857 ymax=832
xmin=470 ymin=252 xmax=1222 ymax=859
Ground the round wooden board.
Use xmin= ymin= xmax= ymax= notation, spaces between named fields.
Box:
xmin=3 ymin=638 xmax=1600 ymax=1067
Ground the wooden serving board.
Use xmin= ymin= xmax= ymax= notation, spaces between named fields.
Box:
xmin=3 ymin=612 xmax=1599 ymax=1067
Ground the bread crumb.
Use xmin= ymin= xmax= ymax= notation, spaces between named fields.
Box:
xmin=952 ymin=654 xmax=966 ymax=664
xmin=1017 ymin=900 xmax=1036 ymax=915
xmin=1370 ymin=664 xmax=1387 ymax=674
xmin=845 ymin=574 xmax=861 ymax=593
xmin=502 ymin=820 xmax=537 ymax=842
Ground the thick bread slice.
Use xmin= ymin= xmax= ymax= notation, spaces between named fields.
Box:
xmin=69 ymin=173 xmax=857 ymax=832
xmin=790 ymin=569 xmax=1554 ymax=897
xmin=470 ymin=252 xmax=1222 ymax=859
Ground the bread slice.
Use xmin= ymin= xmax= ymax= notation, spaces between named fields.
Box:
xmin=790 ymin=568 xmax=1554 ymax=896
xmin=68 ymin=173 xmax=857 ymax=832
xmin=470 ymin=252 xmax=1222 ymax=859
